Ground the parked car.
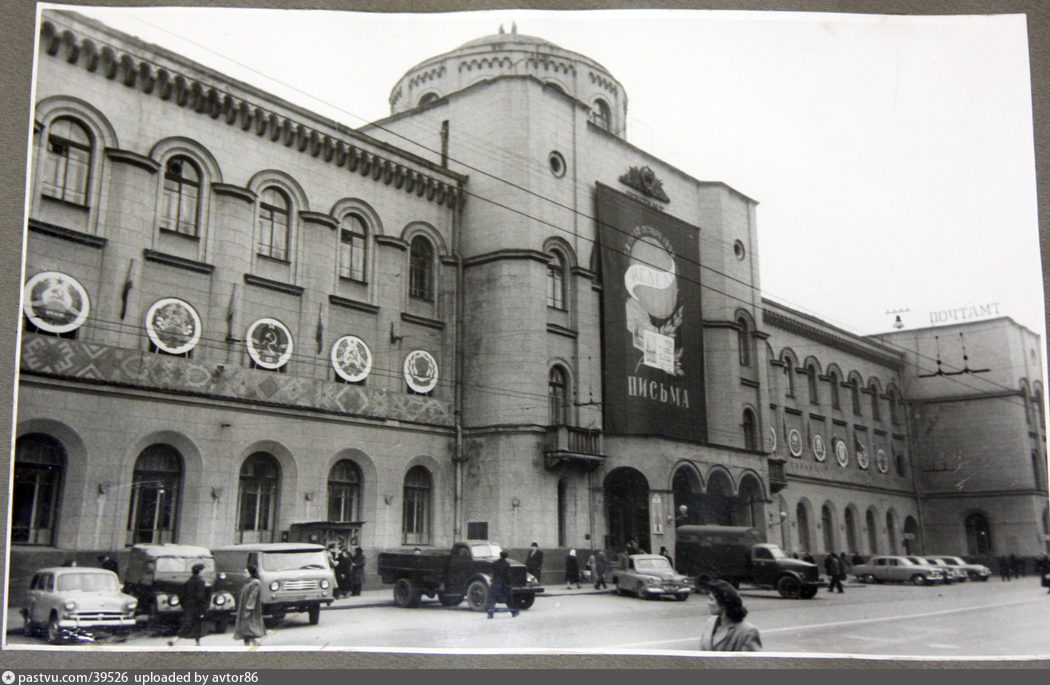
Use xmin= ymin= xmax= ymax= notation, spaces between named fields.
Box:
xmin=611 ymin=554 xmax=691 ymax=600
xmin=919 ymin=556 xmax=967 ymax=583
xmin=122 ymin=543 xmax=236 ymax=635
xmin=22 ymin=567 xmax=137 ymax=644
xmin=932 ymin=555 xmax=992 ymax=582
xmin=851 ymin=555 xmax=945 ymax=585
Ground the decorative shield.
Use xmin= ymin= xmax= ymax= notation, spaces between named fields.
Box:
xmin=23 ymin=271 xmax=90 ymax=334
xmin=246 ymin=317 xmax=293 ymax=369
xmin=876 ymin=448 xmax=889 ymax=473
xmin=403 ymin=349 xmax=439 ymax=394
xmin=835 ymin=439 xmax=849 ymax=467
xmin=331 ymin=335 xmax=372 ymax=383
xmin=145 ymin=298 xmax=201 ymax=355
xmin=788 ymin=428 xmax=803 ymax=457
xmin=813 ymin=433 xmax=827 ymax=462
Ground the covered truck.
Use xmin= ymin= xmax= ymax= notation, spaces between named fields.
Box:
xmin=675 ymin=525 xmax=822 ymax=599
xmin=377 ymin=541 xmax=544 ymax=611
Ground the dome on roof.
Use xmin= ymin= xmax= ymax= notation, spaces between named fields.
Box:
xmin=456 ymin=32 xmax=560 ymax=50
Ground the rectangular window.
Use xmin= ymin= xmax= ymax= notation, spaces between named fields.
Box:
xmin=402 ymin=488 xmax=431 ymax=545
xmin=547 ymin=264 xmax=565 ymax=309
xmin=339 ymin=230 xmax=366 ymax=281
xmin=258 ymin=208 xmax=289 ymax=260
xmin=42 ymin=139 xmax=89 ymax=205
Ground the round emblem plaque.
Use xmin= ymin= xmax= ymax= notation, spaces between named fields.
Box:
xmin=769 ymin=426 xmax=777 ymax=454
xmin=23 ymin=271 xmax=90 ymax=334
xmin=331 ymin=335 xmax=372 ymax=383
xmin=834 ymin=439 xmax=849 ymax=467
xmin=857 ymin=440 xmax=870 ymax=469
xmin=788 ymin=428 xmax=803 ymax=457
xmin=145 ymin=298 xmax=201 ymax=355
xmin=404 ymin=349 xmax=439 ymax=394
xmin=246 ymin=317 xmax=293 ymax=369
xmin=876 ymin=448 xmax=889 ymax=474
xmin=813 ymin=433 xmax=827 ymax=462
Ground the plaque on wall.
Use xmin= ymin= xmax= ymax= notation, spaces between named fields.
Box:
xmin=769 ymin=425 xmax=777 ymax=454
xmin=145 ymin=297 xmax=202 ymax=355
xmin=23 ymin=270 xmax=90 ymax=334
xmin=813 ymin=433 xmax=827 ymax=462
xmin=331 ymin=335 xmax=372 ymax=383
xmin=856 ymin=439 xmax=870 ymax=469
xmin=403 ymin=349 xmax=438 ymax=393
xmin=834 ymin=438 xmax=849 ymax=467
xmin=788 ymin=428 xmax=803 ymax=457
xmin=876 ymin=448 xmax=889 ymax=473
xmin=246 ymin=317 xmax=294 ymax=369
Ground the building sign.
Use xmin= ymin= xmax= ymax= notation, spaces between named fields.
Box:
xmin=145 ymin=297 xmax=201 ymax=355
xmin=23 ymin=271 xmax=90 ymax=334
xmin=404 ymin=350 xmax=438 ymax=394
xmin=928 ymin=302 xmax=1000 ymax=325
xmin=246 ymin=317 xmax=293 ymax=369
xmin=331 ymin=335 xmax=372 ymax=383
xmin=595 ymin=183 xmax=706 ymax=442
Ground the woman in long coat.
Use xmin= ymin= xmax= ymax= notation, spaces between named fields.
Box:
xmin=169 ymin=562 xmax=209 ymax=647
xmin=349 ymin=547 xmax=366 ymax=597
xmin=233 ymin=565 xmax=266 ymax=646
xmin=565 ymin=549 xmax=581 ymax=589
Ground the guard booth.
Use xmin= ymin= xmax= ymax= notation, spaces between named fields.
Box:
xmin=285 ymin=521 xmax=364 ymax=549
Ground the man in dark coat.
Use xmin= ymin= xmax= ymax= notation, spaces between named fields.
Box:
xmin=335 ymin=547 xmax=353 ymax=598
xmin=485 ymin=550 xmax=519 ymax=618
xmin=169 ymin=562 xmax=210 ymax=646
xmin=525 ymin=542 xmax=544 ymax=583
xmin=825 ymin=553 xmax=844 ymax=593
xmin=96 ymin=555 xmax=119 ymax=575
xmin=349 ymin=547 xmax=366 ymax=597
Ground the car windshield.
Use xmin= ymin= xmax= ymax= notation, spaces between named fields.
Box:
xmin=634 ymin=557 xmax=672 ymax=571
xmin=925 ymin=558 xmax=943 ymax=566
xmin=763 ymin=545 xmax=788 ymax=559
xmin=907 ymin=557 xmax=926 ymax=565
xmin=260 ymin=550 xmax=329 ymax=571
xmin=469 ymin=543 xmax=503 ymax=560
xmin=154 ymin=556 xmax=215 ymax=574
xmin=941 ymin=557 xmax=963 ymax=565
xmin=57 ymin=573 xmax=118 ymax=592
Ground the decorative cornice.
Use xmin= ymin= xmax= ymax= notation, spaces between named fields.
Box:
xmin=463 ymin=249 xmax=552 ymax=268
xmin=300 ymin=211 xmax=338 ymax=230
xmin=702 ymin=319 xmax=741 ymax=330
xmin=401 ymin=312 xmax=445 ymax=331
xmin=763 ymin=305 xmax=905 ymax=368
xmin=329 ymin=294 xmax=380 ymax=315
xmin=440 ymin=255 xmax=461 ymax=267
xmin=104 ymin=147 xmax=159 ymax=173
xmin=570 ymin=266 xmax=598 ymax=281
xmin=243 ymin=273 xmax=304 ymax=296
xmin=619 ymin=165 xmax=670 ymax=203
xmin=375 ymin=235 xmax=409 ymax=251
xmin=546 ymin=323 xmax=578 ymax=339
xmin=143 ymin=248 xmax=213 ymax=274
xmin=28 ymin=219 xmax=107 ymax=248
xmin=212 ymin=183 xmax=256 ymax=203
xmin=740 ymin=378 xmax=760 ymax=389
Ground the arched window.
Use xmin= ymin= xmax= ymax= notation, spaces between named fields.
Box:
xmin=402 ymin=466 xmax=432 ymax=545
xmin=796 ymin=503 xmax=812 ymax=554
xmin=592 ymin=98 xmax=611 ymax=131
xmin=829 ymin=371 xmax=841 ymax=409
xmin=338 ymin=213 xmax=368 ymax=282
xmin=42 ymin=117 xmax=92 ymax=205
xmin=409 ymin=235 xmax=435 ymax=301
xmin=896 ymin=452 xmax=907 ymax=477
xmin=257 ymin=187 xmax=291 ymax=261
xmin=844 ymin=507 xmax=858 ymax=555
xmin=885 ymin=511 xmax=897 ymax=554
xmin=784 ymin=357 xmax=796 ymax=398
xmin=870 ymin=383 xmax=881 ymax=421
xmin=888 ymin=389 xmax=900 ymax=425
xmin=737 ymin=319 xmax=751 ymax=366
xmin=807 ymin=364 xmax=819 ymax=405
xmin=237 ymin=452 xmax=280 ymax=542
xmin=821 ymin=504 xmax=835 ymax=553
xmin=127 ymin=444 xmax=183 ymax=545
xmin=546 ymin=251 xmax=567 ymax=310
xmin=160 ymin=156 xmax=201 ymax=236
xmin=548 ymin=366 xmax=570 ymax=425
xmin=851 ymin=379 xmax=861 ymax=416
xmin=965 ymin=512 xmax=992 ymax=556
xmin=418 ymin=92 xmax=439 ymax=108
xmin=742 ymin=409 xmax=757 ymax=451
xmin=12 ymin=434 xmax=65 ymax=545
xmin=866 ymin=508 xmax=879 ymax=554
xmin=327 ymin=459 xmax=361 ymax=522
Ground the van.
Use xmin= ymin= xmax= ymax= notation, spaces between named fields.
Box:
xmin=212 ymin=542 xmax=336 ymax=625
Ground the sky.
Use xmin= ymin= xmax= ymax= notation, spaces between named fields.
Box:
xmin=54 ymin=4 xmax=1043 ymax=340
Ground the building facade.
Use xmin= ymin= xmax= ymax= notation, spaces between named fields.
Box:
xmin=10 ymin=13 xmax=1048 ymax=588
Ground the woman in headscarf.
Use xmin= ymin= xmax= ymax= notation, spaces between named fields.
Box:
xmin=564 ymin=549 xmax=581 ymax=589
xmin=233 ymin=564 xmax=266 ymax=647
xmin=698 ymin=580 xmax=762 ymax=651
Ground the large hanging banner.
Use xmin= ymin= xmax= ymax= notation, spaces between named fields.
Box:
xmin=596 ymin=183 xmax=706 ymax=442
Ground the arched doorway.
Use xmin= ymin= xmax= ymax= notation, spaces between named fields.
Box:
xmin=844 ymin=506 xmax=859 ymax=555
xmin=671 ymin=466 xmax=702 ymax=526
xmin=886 ymin=511 xmax=898 ymax=554
xmin=821 ymin=503 xmax=836 ymax=554
xmin=903 ymin=515 xmax=919 ymax=554
xmin=735 ymin=474 xmax=765 ymax=528
xmin=866 ymin=508 xmax=879 ymax=555
xmin=796 ymin=502 xmax=813 ymax=555
xmin=702 ymin=470 xmax=734 ymax=525
xmin=127 ymin=444 xmax=183 ymax=545
xmin=605 ymin=468 xmax=650 ymax=553
xmin=12 ymin=434 xmax=65 ymax=545
xmin=965 ymin=512 xmax=992 ymax=556
xmin=237 ymin=452 xmax=280 ymax=543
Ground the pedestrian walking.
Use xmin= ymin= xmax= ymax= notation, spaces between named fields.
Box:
xmin=485 ymin=550 xmax=519 ymax=618
xmin=1009 ymin=553 xmax=1023 ymax=579
xmin=838 ymin=552 xmax=851 ymax=578
xmin=233 ymin=565 xmax=265 ymax=647
xmin=1038 ymin=554 xmax=1050 ymax=594
xmin=998 ymin=555 xmax=1011 ymax=581
xmin=588 ymin=549 xmax=609 ymax=589
xmin=698 ymin=579 xmax=762 ymax=652
xmin=96 ymin=555 xmax=119 ymax=575
xmin=525 ymin=542 xmax=544 ymax=584
xmin=335 ymin=547 xmax=353 ymax=598
xmin=565 ymin=549 xmax=581 ymax=589
xmin=349 ymin=546 xmax=366 ymax=597
xmin=825 ymin=553 xmax=844 ymax=593
xmin=169 ymin=562 xmax=210 ymax=647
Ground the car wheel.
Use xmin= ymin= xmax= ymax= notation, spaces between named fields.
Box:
xmin=466 ymin=580 xmax=489 ymax=612
xmin=393 ymin=579 xmax=422 ymax=608
xmin=308 ymin=603 xmax=321 ymax=625
xmin=517 ymin=594 xmax=535 ymax=610
xmin=675 ymin=592 xmax=689 ymax=602
xmin=614 ymin=582 xmax=626 ymax=596
xmin=47 ymin=614 xmax=63 ymax=645
xmin=22 ymin=612 xmax=36 ymax=638
xmin=777 ymin=575 xmax=802 ymax=599
xmin=636 ymin=582 xmax=648 ymax=599
xmin=911 ymin=574 xmax=927 ymax=586
xmin=799 ymin=586 xmax=818 ymax=599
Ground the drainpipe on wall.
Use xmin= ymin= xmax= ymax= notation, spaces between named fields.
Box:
xmin=452 ymin=168 xmax=466 ymax=542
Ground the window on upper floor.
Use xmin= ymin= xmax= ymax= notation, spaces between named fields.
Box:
xmin=257 ymin=187 xmax=291 ymax=261
xmin=549 ymin=366 xmax=570 ymax=426
xmin=870 ymin=384 xmax=881 ymax=421
xmin=159 ymin=156 xmax=201 ymax=237
xmin=409 ymin=235 xmax=435 ymax=302
xmin=547 ymin=251 xmax=567 ymax=310
xmin=807 ymin=364 xmax=819 ymax=405
xmin=888 ymin=390 xmax=900 ymax=425
xmin=41 ymin=117 xmax=92 ymax=206
xmin=339 ymin=213 xmax=368 ymax=283
xmin=784 ymin=359 xmax=796 ymax=398
xmin=737 ymin=319 xmax=751 ymax=367
xmin=592 ymin=99 xmax=611 ymax=131
xmin=742 ymin=409 xmax=758 ymax=451
xmin=850 ymin=381 xmax=861 ymax=416
xmin=829 ymin=372 xmax=841 ymax=410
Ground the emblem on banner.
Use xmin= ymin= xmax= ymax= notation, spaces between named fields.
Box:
xmin=624 ymin=227 xmax=683 ymax=376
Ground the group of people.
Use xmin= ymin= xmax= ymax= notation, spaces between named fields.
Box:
xmin=997 ymin=553 xmax=1027 ymax=581
xmin=328 ymin=544 xmax=366 ymax=598
xmin=166 ymin=562 xmax=265 ymax=648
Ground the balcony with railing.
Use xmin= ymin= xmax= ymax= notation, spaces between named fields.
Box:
xmin=768 ymin=457 xmax=788 ymax=493
xmin=544 ymin=425 xmax=606 ymax=470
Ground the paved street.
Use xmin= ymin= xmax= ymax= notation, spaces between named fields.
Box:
xmin=6 ymin=578 xmax=1050 ymax=657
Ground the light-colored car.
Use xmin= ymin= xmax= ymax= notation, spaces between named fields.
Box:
xmin=851 ymin=555 xmax=945 ymax=585
xmin=611 ymin=554 xmax=691 ymax=600
xmin=22 ymin=567 xmax=138 ymax=643
xmin=919 ymin=556 xmax=967 ymax=583
xmin=932 ymin=555 xmax=992 ymax=582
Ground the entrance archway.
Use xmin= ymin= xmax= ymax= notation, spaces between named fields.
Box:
xmin=672 ymin=466 xmax=702 ymax=526
xmin=604 ymin=468 xmax=650 ymax=553
xmin=702 ymin=470 xmax=734 ymax=525
xmin=735 ymin=474 xmax=765 ymax=528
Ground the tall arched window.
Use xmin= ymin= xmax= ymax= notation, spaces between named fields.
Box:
xmin=829 ymin=370 xmax=841 ymax=410
xmin=548 ymin=366 xmax=570 ymax=425
xmin=796 ymin=503 xmax=811 ymax=554
xmin=237 ymin=452 xmax=280 ymax=542
xmin=844 ymin=507 xmax=858 ymax=554
xmin=850 ymin=379 xmax=861 ymax=416
xmin=737 ymin=318 xmax=751 ymax=366
xmin=546 ymin=251 xmax=566 ymax=310
xmin=409 ymin=235 xmax=435 ymax=301
xmin=885 ymin=511 xmax=897 ymax=554
xmin=338 ymin=213 xmax=368 ymax=282
xmin=1032 ymin=450 xmax=1045 ymax=490
xmin=127 ymin=444 xmax=183 ymax=545
xmin=965 ymin=512 xmax=992 ymax=556
xmin=257 ymin=187 xmax=290 ymax=260
xmin=42 ymin=117 xmax=92 ymax=205
xmin=742 ymin=409 xmax=758 ymax=451
xmin=12 ymin=434 xmax=65 ymax=545
xmin=592 ymin=99 xmax=611 ymax=131
xmin=866 ymin=508 xmax=879 ymax=554
xmin=821 ymin=504 xmax=835 ymax=553
xmin=807 ymin=364 xmax=819 ymax=405
xmin=160 ymin=156 xmax=201 ymax=236
xmin=870 ymin=383 xmax=881 ymax=421
xmin=887 ymin=389 xmax=900 ymax=425
xmin=784 ymin=357 xmax=796 ymax=398
xmin=402 ymin=466 xmax=432 ymax=545
xmin=327 ymin=460 xmax=362 ymax=522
